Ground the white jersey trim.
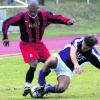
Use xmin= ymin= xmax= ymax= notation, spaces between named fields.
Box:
xmin=92 ymin=49 xmax=100 ymax=62
xmin=73 ymin=37 xmax=84 ymax=49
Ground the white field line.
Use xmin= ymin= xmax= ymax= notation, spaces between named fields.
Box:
xmin=14 ymin=0 xmax=28 ymax=6
xmin=0 ymin=0 xmax=28 ymax=9
xmin=0 ymin=6 xmax=27 ymax=9
xmin=0 ymin=53 xmax=21 ymax=57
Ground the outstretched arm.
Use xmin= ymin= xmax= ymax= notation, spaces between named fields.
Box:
xmin=89 ymin=48 xmax=100 ymax=69
xmin=70 ymin=45 xmax=83 ymax=74
xmin=46 ymin=11 xmax=74 ymax=25
xmin=2 ymin=12 xmax=22 ymax=47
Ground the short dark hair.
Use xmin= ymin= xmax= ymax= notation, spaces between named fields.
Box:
xmin=84 ymin=35 xmax=98 ymax=47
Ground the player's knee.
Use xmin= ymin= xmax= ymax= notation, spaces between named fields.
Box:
xmin=28 ymin=60 xmax=38 ymax=68
xmin=49 ymin=57 xmax=58 ymax=68
xmin=52 ymin=56 xmax=57 ymax=64
xmin=57 ymin=85 xmax=66 ymax=93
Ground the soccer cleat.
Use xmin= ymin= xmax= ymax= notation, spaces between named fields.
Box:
xmin=36 ymin=84 xmax=51 ymax=97
xmin=23 ymin=87 xmax=31 ymax=97
xmin=35 ymin=86 xmax=45 ymax=98
xmin=39 ymin=86 xmax=45 ymax=98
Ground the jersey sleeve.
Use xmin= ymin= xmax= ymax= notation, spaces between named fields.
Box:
xmin=46 ymin=11 xmax=73 ymax=25
xmin=2 ymin=12 xmax=23 ymax=40
xmin=71 ymin=37 xmax=83 ymax=49
xmin=89 ymin=48 xmax=100 ymax=69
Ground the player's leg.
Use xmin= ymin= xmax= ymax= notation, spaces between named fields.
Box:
xmin=56 ymin=75 xmax=70 ymax=93
xmin=30 ymin=42 xmax=52 ymax=98
xmin=38 ymin=55 xmax=57 ymax=86
xmin=44 ymin=54 xmax=72 ymax=93
xmin=20 ymin=41 xmax=39 ymax=96
xmin=45 ymin=75 xmax=70 ymax=93
xmin=23 ymin=60 xmax=38 ymax=96
xmin=33 ymin=55 xmax=58 ymax=98
xmin=37 ymin=41 xmax=53 ymax=86
xmin=32 ymin=53 xmax=73 ymax=98
xmin=32 ymin=75 xmax=70 ymax=98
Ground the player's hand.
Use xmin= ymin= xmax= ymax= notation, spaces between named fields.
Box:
xmin=74 ymin=65 xmax=83 ymax=74
xmin=67 ymin=20 xmax=74 ymax=25
xmin=3 ymin=39 xmax=9 ymax=47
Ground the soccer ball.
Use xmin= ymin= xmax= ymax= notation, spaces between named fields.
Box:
xmin=31 ymin=86 xmax=39 ymax=98
xmin=31 ymin=85 xmax=44 ymax=98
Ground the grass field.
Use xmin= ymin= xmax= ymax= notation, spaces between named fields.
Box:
xmin=0 ymin=0 xmax=100 ymax=100
xmin=0 ymin=49 xmax=100 ymax=100
xmin=0 ymin=0 xmax=100 ymax=39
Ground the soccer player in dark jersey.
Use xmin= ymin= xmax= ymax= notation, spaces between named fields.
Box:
xmin=37 ymin=35 xmax=100 ymax=98
xmin=2 ymin=0 xmax=74 ymax=97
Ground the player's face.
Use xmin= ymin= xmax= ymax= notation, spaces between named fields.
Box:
xmin=81 ymin=42 xmax=92 ymax=52
xmin=28 ymin=5 xmax=39 ymax=17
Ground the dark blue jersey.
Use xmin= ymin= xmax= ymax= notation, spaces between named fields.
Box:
xmin=58 ymin=37 xmax=100 ymax=71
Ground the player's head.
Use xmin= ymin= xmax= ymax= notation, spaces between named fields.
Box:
xmin=82 ymin=35 xmax=98 ymax=52
xmin=28 ymin=0 xmax=39 ymax=17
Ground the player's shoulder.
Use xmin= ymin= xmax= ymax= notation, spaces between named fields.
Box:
xmin=71 ymin=37 xmax=83 ymax=46
xmin=73 ymin=37 xmax=84 ymax=42
xmin=92 ymin=47 xmax=100 ymax=56
xmin=14 ymin=11 xmax=24 ymax=17
xmin=40 ymin=9 xmax=53 ymax=14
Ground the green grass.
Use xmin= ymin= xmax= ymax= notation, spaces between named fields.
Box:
xmin=0 ymin=50 xmax=100 ymax=100
xmin=42 ymin=0 xmax=100 ymax=35
xmin=0 ymin=1 xmax=100 ymax=99
xmin=1 ymin=0 xmax=100 ymax=41
xmin=0 ymin=34 xmax=20 ymax=41
xmin=0 ymin=26 xmax=100 ymax=41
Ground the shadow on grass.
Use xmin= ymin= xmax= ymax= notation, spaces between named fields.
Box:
xmin=42 ymin=94 xmax=84 ymax=100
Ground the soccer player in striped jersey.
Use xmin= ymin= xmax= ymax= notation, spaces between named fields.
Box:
xmin=37 ymin=35 xmax=100 ymax=98
xmin=2 ymin=0 xmax=74 ymax=97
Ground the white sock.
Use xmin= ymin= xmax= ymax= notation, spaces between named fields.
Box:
xmin=25 ymin=82 xmax=31 ymax=87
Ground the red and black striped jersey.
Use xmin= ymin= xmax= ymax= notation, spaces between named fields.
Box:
xmin=2 ymin=9 xmax=73 ymax=42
